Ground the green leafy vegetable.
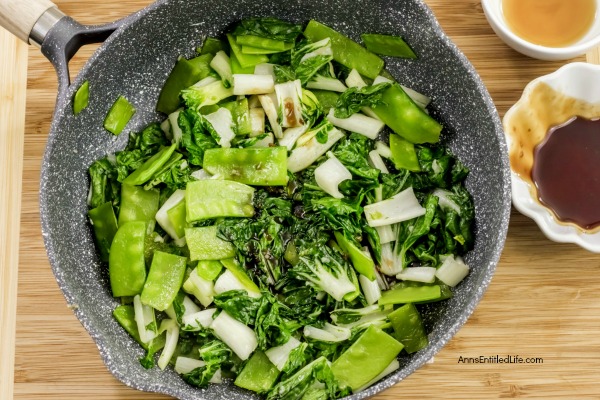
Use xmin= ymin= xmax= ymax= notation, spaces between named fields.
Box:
xmin=333 ymin=82 xmax=391 ymax=118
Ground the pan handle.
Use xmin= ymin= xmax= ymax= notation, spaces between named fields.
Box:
xmin=0 ymin=0 xmax=57 ymax=44
xmin=0 ymin=0 xmax=120 ymax=102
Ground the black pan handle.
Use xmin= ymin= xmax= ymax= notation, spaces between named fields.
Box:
xmin=0 ymin=0 xmax=120 ymax=100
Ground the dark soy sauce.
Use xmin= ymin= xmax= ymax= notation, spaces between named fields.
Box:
xmin=532 ymin=117 xmax=600 ymax=230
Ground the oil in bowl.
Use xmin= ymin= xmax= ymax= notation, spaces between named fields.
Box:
xmin=502 ymin=0 xmax=597 ymax=47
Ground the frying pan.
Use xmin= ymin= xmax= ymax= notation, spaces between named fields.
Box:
xmin=0 ymin=0 xmax=511 ymax=399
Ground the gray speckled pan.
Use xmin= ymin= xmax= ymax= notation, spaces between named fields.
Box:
xmin=35 ymin=0 xmax=510 ymax=398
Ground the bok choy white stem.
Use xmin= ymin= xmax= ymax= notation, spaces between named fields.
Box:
xmin=326 ymin=108 xmax=384 ymax=140
xmin=364 ymin=187 xmax=426 ymax=227
xmin=314 ymin=153 xmax=352 ymax=199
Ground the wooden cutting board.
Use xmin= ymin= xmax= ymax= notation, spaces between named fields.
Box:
xmin=4 ymin=0 xmax=600 ymax=399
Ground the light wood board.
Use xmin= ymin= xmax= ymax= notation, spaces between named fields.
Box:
xmin=5 ymin=0 xmax=600 ymax=399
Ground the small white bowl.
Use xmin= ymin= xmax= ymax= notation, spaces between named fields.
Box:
xmin=482 ymin=0 xmax=600 ymax=61
xmin=504 ymin=62 xmax=600 ymax=252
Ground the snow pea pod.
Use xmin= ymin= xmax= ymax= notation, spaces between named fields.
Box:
xmin=331 ymin=325 xmax=403 ymax=391
xmin=236 ymin=35 xmax=292 ymax=51
xmin=388 ymin=303 xmax=428 ymax=353
xmin=118 ymin=184 xmax=159 ymax=232
xmin=378 ymin=283 xmax=442 ymax=305
xmin=235 ymin=350 xmax=280 ymax=393
xmin=372 ymin=84 xmax=442 ymax=144
xmin=334 ymin=231 xmax=375 ymax=281
xmin=140 ymin=251 xmax=187 ymax=311
xmin=73 ymin=80 xmax=89 ymax=115
xmin=203 ymin=147 xmax=288 ymax=186
xmin=361 ymin=33 xmax=417 ymax=59
xmin=157 ymin=56 xmax=212 ymax=115
xmin=123 ymin=143 xmax=177 ymax=186
xmin=87 ymin=201 xmax=118 ymax=262
xmin=186 ymin=180 xmax=255 ymax=221
xmin=227 ymin=34 xmax=269 ymax=69
xmin=104 ymin=95 xmax=136 ymax=135
xmin=185 ymin=226 xmax=236 ymax=261
xmin=303 ymin=20 xmax=384 ymax=79
xmin=109 ymin=221 xmax=146 ymax=297
xmin=389 ymin=133 xmax=420 ymax=172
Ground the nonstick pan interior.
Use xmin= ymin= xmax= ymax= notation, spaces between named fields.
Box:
xmin=40 ymin=0 xmax=510 ymax=398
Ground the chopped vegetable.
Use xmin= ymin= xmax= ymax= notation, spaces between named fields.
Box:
xmin=109 ymin=221 xmax=146 ymax=297
xmin=314 ymin=153 xmax=351 ymax=198
xmin=73 ymin=80 xmax=89 ymax=115
xmin=304 ymin=20 xmax=384 ymax=79
xmin=185 ymin=180 xmax=255 ymax=221
xmin=87 ymin=202 xmax=118 ymax=262
xmin=361 ymin=33 xmax=417 ymax=59
xmin=140 ymin=251 xmax=187 ymax=311
xmin=157 ymin=57 xmax=210 ymax=114
xmin=372 ymin=84 xmax=442 ymax=143
xmin=388 ymin=303 xmax=428 ymax=353
xmin=87 ymin=17 xmax=477 ymax=400
xmin=203 ymin=147 xmax=288 ymax=186
xmin=104 ymin=95 xmax=136 ymax=135
xmin=331 ymin=326 xmax=403 ymax=391
xmin=235 ymin=351 xmax=280 ymax=393
xmin=185 ymin=226 xmax=236 ymax=260
xmin=363 ymin=187 xmax=426 ymax=227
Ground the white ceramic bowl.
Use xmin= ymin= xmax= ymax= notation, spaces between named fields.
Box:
xmin=504 ymin=62 xmax=600 ymax=252
xmin=482 ymin=0 xmax=600 ymax=61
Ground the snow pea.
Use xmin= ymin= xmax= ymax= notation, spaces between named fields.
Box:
xmin=230 ymin=50 xmax=255 ymax=74
xmin=88 ymin=201 xmax=118 ymax=262
xmin=185 ymin=180 xmax=255 ymax=221
xmin=140 ymin=251 xmax=187 ymax=311
xmin=372 ymin=84 xmax=442 ymax=144
xmin=157 ymin=57 xmax=211 ymax=115
xmin=378 ymin=283 xmax=442 ymax=305
xmin=166 ymin=198 xmax=187 ymax=239
xmin=104 ymin=95 xmax=136 ymax=135
xmin=123 ymin=143 xmax=177 ymax=185
xmin=73 ymin=80 xmax=89 ymax=115
xmin=227 ymin=34 xmax=269 ymax=69
xmin=203 ymin=147 xmax=288 ymax=186
xmin=388 ymin=303 xmax=428 ymax=353
xmin=235 ymin=350 xmax=280 ymax=393
xmin=331 ymin=325 xmax=403 ymax=391
xmin=185 ymin=226 xmax=236 ymax=261
xmin=303 ymin=20 xmax=384 ymax=79
xmin=199 ymin=37 xmax=229 ymax=55
xmin=235 ymin=35 xmax=292 ymax=51
xmin=109 ymin=221 xmax=146 ymax=297
xmin=389 ymin=133 xmax=420 ymax=172
xmin=195 ymin=260 xmax=223 ymax=281
xmin=118 ymin=184 xmax=160 ymax=232
xmin=361 ymin=33 xmax=417 ymax=59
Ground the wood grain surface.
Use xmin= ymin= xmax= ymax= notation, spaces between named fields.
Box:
xmin=0 ymin=27 xmax=28 ymax=400
xmin=6 ymin=0 xmax=600 ymax=399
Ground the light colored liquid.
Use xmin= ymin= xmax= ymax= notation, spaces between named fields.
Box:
xmin=502 ymin=0 xmax=597 ymax=47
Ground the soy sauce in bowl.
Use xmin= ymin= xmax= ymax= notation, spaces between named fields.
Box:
xmin=532 ymin=117 xmax=600 ymax=230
